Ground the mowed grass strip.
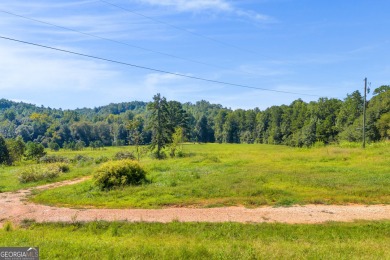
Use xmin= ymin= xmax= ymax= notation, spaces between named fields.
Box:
xmin=1 ymin=221 xmax=390 ymax=259
xmin=31 ymin=143 xmax=390 ymax=208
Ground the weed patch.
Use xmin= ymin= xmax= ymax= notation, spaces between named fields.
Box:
xmin=18 ymin=163 xmax=70 ymax=183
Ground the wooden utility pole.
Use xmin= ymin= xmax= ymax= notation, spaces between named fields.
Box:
xmin=363 ymin=77 xmax=367 ymax=148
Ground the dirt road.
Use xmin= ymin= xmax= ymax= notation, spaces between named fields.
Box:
xmin=1 ymin=178 xmax=390 ymax=226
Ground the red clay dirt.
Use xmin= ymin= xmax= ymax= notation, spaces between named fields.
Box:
xmin=1 ymin=177 xmax=390 ymax=227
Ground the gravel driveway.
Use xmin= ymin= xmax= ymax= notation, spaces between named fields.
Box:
xmin=1 ymin=178 xmax=390 ymax=226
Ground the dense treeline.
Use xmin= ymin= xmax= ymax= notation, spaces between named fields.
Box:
xmin=0 ymin=86 xmax=389 ymax=157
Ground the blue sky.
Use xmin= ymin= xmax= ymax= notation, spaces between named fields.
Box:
xmin=0 ymin=0 xmax=389 ymax=110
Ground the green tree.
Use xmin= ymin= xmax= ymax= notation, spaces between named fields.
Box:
xmin=214 ymin=110 xmax=228 ymax=143
xmin=290 ymin=99 xmax=308 ymax=134
xmin=0 ymin=135 xmax=11 ymax=165
xmin=313 ymin=98 xmax=342 ymax=143
xmin=147 ymin=94 xmax=170 ymax=159
xmin=62 ymin=110 xmax=80 ymax=124
xmin=127 ymin=117 xmax=144 ymax=161
xmin=15 ymin=125 xmax=33 ymax=142
xmin=336 ymin=91 xmax=363 ymax=131
xmin=6 ymin=137 xmax=26 ymax=162
xmin=365 ymin=86 xmax=390 ymax=141
xmin=75 ymin=141 xmax=86 ymax=151
xmin=48 ymin=141 xmax=60 ymax=151
xmin=254 ymin=112 xmax=266 ymax=143
xmin=376 ymin=113 xmax=390 ymax=140
xmin=373 ymin=85 xmax=390 ymax=96
xmin=266 ymin=106 xmax=284 ymax=144
xmin=299 ymin=119 xmax=317 ymax=147
xmin=94 ymin=122 xmax=112 ymax=146
xmin=169 ymin=127 xmax=184 ymax=157
xmin=25 ymin=142 xmax=46 ymax=161
xmin=195 ymin=115 xmax=211 ymax=143
xmin=3 ymin=109 xmax=16 ymax=121
xmin=167 ymin=101 xmax=189 ymax=134
xmin=70 ymin=122 xmax=93 ymax=146
xmin=241 ymin=109 xmax=257 ymax=144
xmin=338 ymin=120 xmax=362 ymax=142
xmin=0 ymin=120 xmax=16 ymax=139
xmin=29 ymin=113 xmax=51 ymax=141
xmin=222 ymin=112 xmax=240 ymax=143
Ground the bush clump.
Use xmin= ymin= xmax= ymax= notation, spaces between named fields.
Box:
xmin=114 ymin=151 xmax=136 ymax=161
xmin=71 ymin=155 xmax=93 ymax=164
xmin=150 ymin=151 xmax=167 ymax=160
xmin=94 ymin=156 xmax=110 ymax=164
xmin=52 ymin=162 xmax=70 ymax=173
xmin=39 ymin=155 xmax=69 ymax=164
xmin=3 ymin=221 xmax=13 ymax=232
xmin=18 ymin=163 xmax=70 ymax=183
xmin=94 ymin=160 xmax=147 ymax=190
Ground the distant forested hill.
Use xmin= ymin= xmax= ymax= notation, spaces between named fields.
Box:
xmin=0 ymin=85 xmax=389 ymax=149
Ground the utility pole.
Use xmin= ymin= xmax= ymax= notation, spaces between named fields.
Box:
xmin=363 ymin=78 xmax=367 ymax=148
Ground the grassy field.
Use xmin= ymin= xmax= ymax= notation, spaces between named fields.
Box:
xmin=1 ymin=220 xmax=390 ymax=259
xmin=0 ymin=146 xmax=133 ymax=192
xmin=1 ymin=144 xmax=390 ymax=259
xmin=24 ymin=143 xmax=390 ymax=208
xmin=0 ymin=163 xmax=92 ymax=193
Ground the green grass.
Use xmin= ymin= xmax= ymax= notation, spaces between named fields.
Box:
xmin=1 ymin=221 xmax=390 ymax=259
xmin=0 ymin=163 xmax=91 ymax=193
xmin=0 ymin=146 xmax=132 ymax=192
xmin=29 ymin=143 xmax=390 ymax=208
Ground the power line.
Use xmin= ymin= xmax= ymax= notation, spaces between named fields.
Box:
xmin=0 ymin=35 xmax=321 ymax=97
xmin=97 ymin=0 xmax=262 ymax=55
xmin=0 ymin=9 xmax=225 ymax=70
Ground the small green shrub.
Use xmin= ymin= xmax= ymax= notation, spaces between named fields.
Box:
xmin=3 ymin=221 xmax=13 ymax=232
xmin=313 ymin=141 xmax=325 ymax=148
xmin=18 ymin=166 xmax=58 ymax=183
xmin=275 ymin=197 xmax=297 ymax=207
xmin=71 ymin=155 xmax=93 ymax=164
xmin=93 ymin=160 xmax=147 ymax=190
xmin=39 ymin=155 xmax=69 ymax=164
xmin=20 ymin=219 xmax=36 ymax=228
xmin=150 ymin=151 xmax=167 ymax=159
xmin=114 ymin=151 xmax=136 ymax=160
xmin=50 ymin=162 xmax=70 ymax=173
xmin=207 ymin=156 xmax=221 ymax=163
xmin=18 ymin=163 xmax=70 ymax=183
xmin=338 ymin=141 xmax=361 ymax=148
xmin=95 ymin=156 xmax=110 ymax=164
xmin=48 ymin=142 xmax=60 ymax=151
xmin=176 ymin=151 xmax=196 ymax=158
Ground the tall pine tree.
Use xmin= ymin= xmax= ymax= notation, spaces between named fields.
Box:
xmin=147 ymin=94 xmax=170 ymax=159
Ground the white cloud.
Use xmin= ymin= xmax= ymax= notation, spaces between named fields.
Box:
xmin=237 ymin=64 xmax=290 ymax=77
xmin=0 ymin=2 xmax=172 ymax=43
xmin=144 ymin=72 xmax=183 ymax=85
xmin=135 ymin=0 xmax=273 ymax=23
xmin=270 ymin=53 xmax=348 ymax=66
xmin=0 ymin=43 xmax=118 ymax=93
xmin=142 ymin=72 xmax=210 ymax=98
xmin=235 ymin=9 xmax=273 ymax=22
xmin=136 ymin=0 xmax=231 ymax=12
xmin=92 ymin=72 xmax=223 ymax=106
xmin=2 ymin=0 xmax=95 ymax=12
